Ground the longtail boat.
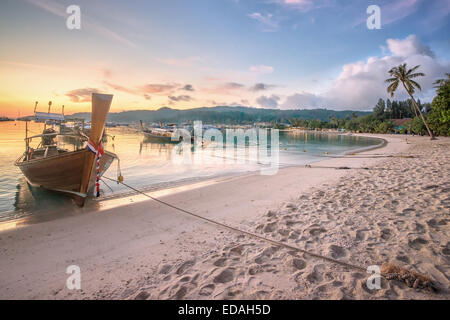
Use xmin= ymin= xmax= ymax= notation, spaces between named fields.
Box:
xmin=140 ymin=120 xmax=183 ymax=144
xmin=15 ymin=93 xmax=117 ymax=207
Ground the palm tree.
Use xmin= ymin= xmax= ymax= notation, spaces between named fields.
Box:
xmin=385 ymin=63 xmax=435 ymax=139
xmin=433 ymin=73 xmax=450 ymax=89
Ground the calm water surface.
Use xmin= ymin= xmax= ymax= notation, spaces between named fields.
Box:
xmin=0 ymin=121 xmax=382 ymax=222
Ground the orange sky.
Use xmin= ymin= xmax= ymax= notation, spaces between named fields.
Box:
xmin=1 ymin=0 xmax=448 ymax=118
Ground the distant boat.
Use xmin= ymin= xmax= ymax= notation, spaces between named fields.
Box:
xmin=140 ymin=121 xmax=181 ymax=143
xmin=15 ymin=93 xmax=117 ymax=207
xmin=60 ymin=119 xmax=108 ymax=142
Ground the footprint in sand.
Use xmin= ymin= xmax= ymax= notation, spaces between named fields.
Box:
xmin=442 ymin=242 xmax=450 ymax=256
xmin=292 ymin=258 xmax=307 ymax=270
xmin=253 ymin=247 xmax=278 ymax=265
xmin=309 ymin=227 xmax=327 ymax=236
xmin=328 ymin=245 xmax=347 ymax=259
xmin=254 ymin=254 xmax=269 ymax=265
xmin=415 ymin=223 xmax=426 ymax=234
xmin=356 ymin=229 xmax=367 ymax=241
xmin=248 ymin=264 xmax=262 ymax=275
xmin=159 ymin=264 xmax=172 ymax=275
xmin=213 ymin=257 xmax=227 ymax=267
xmin=173 ymin=286 xmax=187 ymax=299
xmin=426 ymin=219 xmax=439 ymax=228
xmin=400 ymin=208 xmax=415 ymax=215
xmin=229 ymin=244 xmax=245 ymax=256
xmin=408 ymin=237 xmax=429 ymax=250
xmin=289 ymin=231 xmax=300 ymax=240
xmin=199 ymin=284 xmax=215 ymax=296
xmin=305 ymin=268 xmax=323 ymax=283
xmin=422 ymin=184 xmax=439 ymax=191
xmin=176 ymin=260 xmax=195 ymax=275
xmin=396 ymin=255 xmax=410 ymax=263
xmin=266 ymin=210 xmax=276 ymax=217
xmin=380 ymin=228 xmax=392 ymax=240
xmin=263 ymin=222 xmax=276 ymax=233
xmin=213 ymin=268 xmax=234 ymax=284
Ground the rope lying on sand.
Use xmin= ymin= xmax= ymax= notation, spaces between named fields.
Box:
xmin=208 ymin=153 xmax=416 ymax=170
xmin=102 ymin=176 xmax=438 ymax=293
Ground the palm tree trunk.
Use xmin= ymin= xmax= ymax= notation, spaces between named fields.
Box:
xmin=411 ymin=100 xmax=418 ymax=117
xmin=402 ymin=83 xmax=435 ymax=140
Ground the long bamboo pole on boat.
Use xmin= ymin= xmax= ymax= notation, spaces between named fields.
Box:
xmin=76 ymin=93 xmax=113 ymax=206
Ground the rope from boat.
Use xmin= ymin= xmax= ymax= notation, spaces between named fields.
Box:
xmin=101 ymin=176 xmax=366 ymax=272
xmin=87 ymin=139 xmax=104 ymax=197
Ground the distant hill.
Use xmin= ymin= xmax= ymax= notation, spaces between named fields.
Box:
xmin=69 ymin=106 xmax=370 ymax=124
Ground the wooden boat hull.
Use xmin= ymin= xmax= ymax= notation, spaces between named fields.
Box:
xmin=15 ymin=149 xmax=116 ymax=205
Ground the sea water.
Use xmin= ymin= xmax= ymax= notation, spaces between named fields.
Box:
xmin=0 ymin=121 xmax=382 ymax=222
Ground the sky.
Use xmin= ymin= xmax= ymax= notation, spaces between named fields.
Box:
xmin=0 ymin=0 xmax=449 ymax=117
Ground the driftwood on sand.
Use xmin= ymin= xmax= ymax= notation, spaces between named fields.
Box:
xmin=381 ymin=263 xmax=438 ymax=292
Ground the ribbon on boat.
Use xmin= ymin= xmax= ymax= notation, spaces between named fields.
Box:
xmin=86 ymin=139 xmax=104 ymax=197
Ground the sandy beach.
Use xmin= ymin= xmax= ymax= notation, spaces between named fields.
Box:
xmin=0 ymin=134 xmax=449 ymax=300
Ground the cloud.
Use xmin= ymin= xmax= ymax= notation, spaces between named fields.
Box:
xmin=324 ymin=34 xmax=448 ymax=109
xmin=104 ymin=80 xmax=192 ymax=101
xmin=275 ymin=0 xmax=335 ymax=12
xmin=250 ymin=65 xmax=274 ymax=74
xmin=168 ymin=95 xmax=192 ymax=102
xmin=157 ymin=56 xmax=200 ymax=67
xmin=281 ymin=92 xmax=324 ymax=109
xmin=202 ymin=82 xmax=246 ymax=95
xmin=381 ymin=0 xmax=421 ymax=25
xmin=248 ymin=12 xmax=279 ymax=31
xmin=386 ymin=35 xmax=435 ymax=58
xmin=65 ymin=88 xmax=101 ymax=103
xmin=250 ymin=83 xmax=277 ymax=91
xmin=26 ymin=0 xmax=135 ymax=47
xmin=256 ymin=95 xmax=281 ymax=109
xmin=224 ymin=82 xmax=245 ymax=89
xmin=181 ymin=84 xmax=195 ymax=91
xmin=140 ymin=83 xmax=178 ymax=94
xmin=104 ymin=81 xmax=139 ymax=95
xmin=279 ymin=35 xmax=450 ymax=110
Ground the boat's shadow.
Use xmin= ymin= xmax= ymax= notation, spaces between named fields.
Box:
xmin=11 ymin=178 xmax=95 ymax=225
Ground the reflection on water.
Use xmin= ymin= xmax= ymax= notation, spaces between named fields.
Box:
xmin=13 ymin=177 xmax=73 ymax=216
xmin=0 ymin=121 xmax=382 ymax=222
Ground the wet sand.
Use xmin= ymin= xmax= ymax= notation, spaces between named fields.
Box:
xmin=0 ymin=134 xmax=449 ymax=299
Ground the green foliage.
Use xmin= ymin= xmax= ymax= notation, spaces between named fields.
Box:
xmin=375 ymin=120 xmax=395 ymax=133
xmin=409 ymin=116 xmax=427 ymax=135
xmin=71 ymin=106 xmax=370 ymax=125
xmin=428 ymin=74 xmax=450 ymax=136
xmin=373 ymin=99 xmax=386 ymax=120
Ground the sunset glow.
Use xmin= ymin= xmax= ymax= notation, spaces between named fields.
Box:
xmin=0 ymin=0 xmax=449 ymax=117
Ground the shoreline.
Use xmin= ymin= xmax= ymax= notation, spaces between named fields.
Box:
xmin=0 ymin=133 xmax=386 ymax=230
xmin=0 ymin=134 xmax=448 ymax=299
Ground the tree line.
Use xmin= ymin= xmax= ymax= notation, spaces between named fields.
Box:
xmin=289 ymin=68 xmax=449 ymax=137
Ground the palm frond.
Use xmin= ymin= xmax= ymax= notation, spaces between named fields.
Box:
xmin=406 ymin=65 xmax=420 ymax=75
xmin=409 ymin=79 xmax=422 ymax=91
xmin=387 ymin=81 xmax=399 ymax=97
xmin=385 ymin=77 xmax=397 ymax=83
xmin=406 ymin=81 xmax=415 ymax=94
xmin=408 ymin=72 xmax=425 ymax=79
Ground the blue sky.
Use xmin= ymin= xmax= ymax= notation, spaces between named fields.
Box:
xmin=0 ymin=0 xmax=449 ymax=115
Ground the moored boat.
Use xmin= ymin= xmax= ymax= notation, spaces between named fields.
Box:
xmin=140 ymin=121 xmax=181 ymax=143
xmin=15 ymin=93 xmax=117 ymax=207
